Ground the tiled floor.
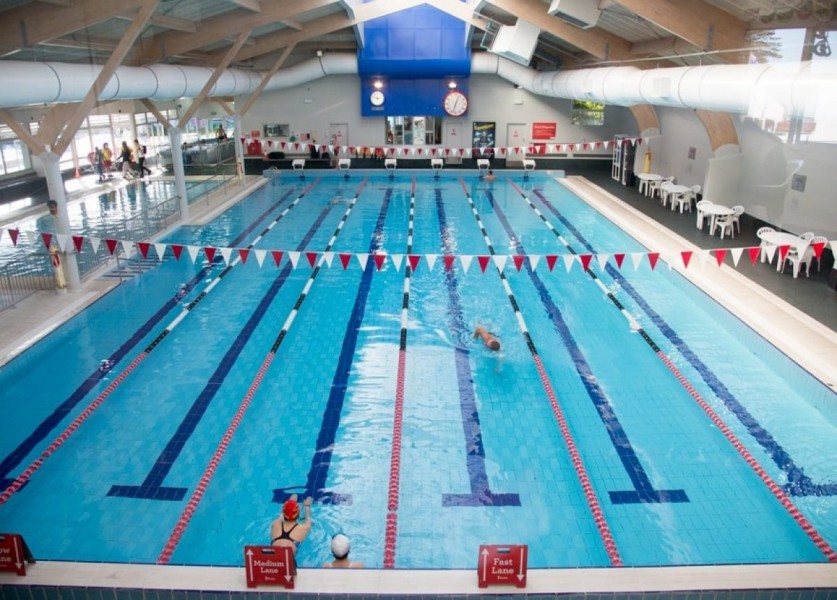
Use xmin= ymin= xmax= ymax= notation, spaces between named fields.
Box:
xmin=1 ymin=168 xmax=836 ymax=594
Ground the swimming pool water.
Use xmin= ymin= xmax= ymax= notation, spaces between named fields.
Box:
xmin=0 ymin=171 xmax=834 ymax=570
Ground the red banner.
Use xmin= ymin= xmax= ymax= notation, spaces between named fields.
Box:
xmin=478 ymin=544 xmax=527 ymax=588
xmin=244 ymin=545 xmax=294 ymax=589
xmin=0 ymin=533 xmax=34 ymax=576
xmin=532 ymin=122 xmax=556 ymax=140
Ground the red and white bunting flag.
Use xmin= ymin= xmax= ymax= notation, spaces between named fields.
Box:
xmin=339 ymin=253 xmax=352 ymax=269
xmin=105 ymin=238 xmax=119 ymax=255
xmin=322 ymin=252 xmax=334 ymax=268
xmin=630 ymin=252 xmax=644 ymax=270
xmin=493 ymin=255 xmax=508 ymax=271
xmin=240 ymin=137 xmax=246 ymax=144
xmin=460 ymin=255 xmax=473 ymax=274
xmin=288 ymin=251 xmax=301 ymax=268
xmin=477 ymin=256 xmax=491 ymax=272
xmin=408 ymin=254 xmax=421 ymax=271
xmin=186 ymin=245 xmax=200 ymax=263
xmin=306 ymin=251 xmax=318 ymax=267
xmin=170 ymin=244 xmax=183 ymax=260
xmin=563 ymin=254 xmax=575 ymax=272
xmin=637 ymin=137 xmax=644 ymax=146
xmin=154 ymin=243 xmax=166 ymax=260
xmin=596 ymin=254 xmax=609 ymax=271
xmin=579 ymin=254 xmax=593 ymax=271
xmin=529 ymin=255 xmax=541 ymax=271
xmin=72 ymin=235 xmax=85 ymax=253
xmin=603 ymin=140 xmax=610 ymax=149
xmin=137 ymin=241 xmax=151 ymax=259
xmin=730 ymin=247 xmax=744 ymax=267
xmin=204 ymin=246 xmax=216 ymax=263
xmin=391 ymin=254 xmax=403 ymax=271
xmin=443 ymin=255 xmax=456 ymax=271
xmin=513 ymin=255 xmax=525 ymax=271
xmin=613 ymin=252 xmax=625 ymax=268
xmin=747 ymin=246 xmax=760 ymax=265
xmin=402 ymin=147 xmax=411 ymax=156
xmin=698 ymin=249 xmax=711 ymax=267
xmin=681 ymin=250 xmax=693 ymax=268
xmin=812 ymin=240 xmax=826 ymax=259
xmin=425 ymin=254 xmax=438 ymax=271
xmin=713 ymin=249 xmax=727 ymax=266
xmin=8 ymin=228 xmax=20 ymax=246
xmin=56 ymin=234 xmax=70 ymax=252
xmin=373 ymin=253 xmax=386 ymax=270
xmin=238 ymin=248 xmax=250 ymax=264
xmin=219 ymin=247 xmax=233 ymax=265
xmin=121 ymin=240 xmax=134 ymax=257
xmin=630 ymin=137 xmax=637 ymax=146
xmin=545 ymin=254 xmax=558 ymax=271
xmin=647 ymin=252 xmax=660 ymax=270
xmin=762 ymin=244 xmax=777 ymax=264
xmin=444 ymin=148 xmax=452 ymax=156
xmin=41 ymin=232 xmax=53 ymax=250
xmin=356 ymin=253 xmax=369 ymax=270
xmin=254 ymin=249 xmax=266 ymax=268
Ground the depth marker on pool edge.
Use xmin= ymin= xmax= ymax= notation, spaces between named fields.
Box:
xmin=157 ymin=177 xmax=368 ymax=565
xmin=458 ymin=176 xmax=623 ymax=568
xmin=0 ymin=178 xmax=322 ymax=507
xmin=507 ymin=177 xmax=837 ymax=563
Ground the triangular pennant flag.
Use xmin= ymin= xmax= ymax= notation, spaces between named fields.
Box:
xmin=637 ymin=137 xmax=643 ymax=146
xmin=529 ymin=255 xmax=541 ymax=271
xmin=730 ymin=247 xmax=744 ymax=267
xmin=603 ymin=140 xmax=610 ymax=149
xmin=812 ymin=241 xmax=826 ymax=259
xmin=373 ymin=253 xmax=386 ymax=270
xmin=681 ymin=250 xmax=693 ymax=268
xmin=513 ymin=254 xmax=525 ymax=271
xmin=306 ymin=251 xmax=319 ymax=267
xmin=219 ymin=247 xmax=233 ymax=265
xmin=477 ymin=255 xmax=491 ymax=272
xmin=171 ymin=244 xmax=183 ymax=260
xmin=546 ymin=254 xmax=558 ymax=271
xmin=288 ymin=251 xmax=301 ymax=268
xmin=613 ymin=253 xmax=625 ymax=268
xmin=41 ymin=232 xmax=53 ymax=250
xmin=89 ymin=236 xmax=101 ymax=254
xmin=426 ymin=254 xmax=438 ymax=271
xmin=493 ymin=255 xmax=507 ymax=272
xmin=631 ymin=252 xmax=644 ymax=270
xmin=713 ymin=248 xmax=728 ymax=266
xmin=391 ymin=254 xmax=403 ymax=271
xmin=186 ymin=245 xmax=200 ymax=263
xmin=137 ymin=241 xmax=151 ymax=258
xmin=763 ymin=244 xmax=777 ymax=264
xmin=698 ymin=249 xmax=711 ymax=267
xmin=747 ymin=246 xmax=760 ymax=265
xmin=204 ymin=246 xmax=216 ymax=263
xmin=579 ymin=254 xmax=593 ymax=271
xmin=563 ymin=254 xmax=575 ymax=272
xmin=72 ymin=235 xmax=85 ymax=253
xmin=322 ymin=252 xmax=334 ymax=268
xmin=444 ymin=255 xmax=455 ymax=271
xmin=271 ymin=250 xmax=284 ymax=266
xmin=460 ymin=255 xmax=473 ymax=274
xmin=254 ymin=249 xmax=266 ymax=267
xmin=105 ymin=239 xmax=118 ymax=255
xmin=339 ymin=253 xmax=352 ymax=269
xmin=356 ymin=253 xmax=369 ymax=270
xmin=238 ymin=248 xmax=250 ymax=264
xmin=647 ymin=252 xmax=660 ymax=270
xmin=408 ymin=254 xmax=421 ymax=271
xmin=154 ymin=243 xmax=166 ymax=260
xmin=56 ymin=233 xmax=70 ymax=252
xmin=121 ymin=240 xmax=134 ymax=257
xmin=596 ymin=254 xmax=609 ymax=270
xmin=630 ymin=137 xmax=637 ymax=146
xmin=8 ymin=228 xmax=20 ymax=246
xmin=240 ymin=137 xmax=245 ymax=144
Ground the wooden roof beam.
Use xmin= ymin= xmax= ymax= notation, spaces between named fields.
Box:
xmin=230 ymin=0 xmax=261 ymax=12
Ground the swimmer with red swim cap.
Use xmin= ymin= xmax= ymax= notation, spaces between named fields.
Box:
xmin=270 ymin=493 xmax=313 ymax=552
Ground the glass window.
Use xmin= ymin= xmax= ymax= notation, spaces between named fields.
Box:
xmin=571 ymin=100 xmax=605 ymax=126
xmin=385 ymin=117 xmax=442 ymax=145
xmin=0 ymin=139 xmax=26 ymax=175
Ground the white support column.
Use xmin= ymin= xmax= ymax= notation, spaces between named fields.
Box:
xmin=168 ymin=126 xmax=189 ymax=220
xmin=234 ymin=114 xmax=245 ymax=185
xmin=40 ymin=151 xmax=81 ymax=291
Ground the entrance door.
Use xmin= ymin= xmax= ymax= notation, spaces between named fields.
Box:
xmin=329 ymin=123 xmax=348 ymax=153
xmin=444 ymin=120 xmax=464 ymax=164
xmin=506 ymin=123 xmax=527 ymax=164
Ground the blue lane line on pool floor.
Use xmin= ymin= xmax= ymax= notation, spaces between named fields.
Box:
xmin=435 ymin=188 xmax=521 ymax=508
xmin=108 ymin=202 xmax=334 ymax=501
xmin=272 ymin=188 xmax=392 ymax=506
xmin=0 ymin=186 xmax=298 ymax=492
xmin=486 ymin=191 xmax=686 ymax=505
xmin=531 ymin=189 xmax=836 ymax=498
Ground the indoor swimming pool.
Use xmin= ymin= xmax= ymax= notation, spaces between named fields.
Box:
xmin=0 ymin=171 xmax=834 ymax=571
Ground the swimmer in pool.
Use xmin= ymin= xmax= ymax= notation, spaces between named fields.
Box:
xmin=473 ymin=325 xmax=500 ymax=351
xmin=270 ymin=494 xmax=313 ymax=553
xmin=331 ymin=196 xmax=349 ymax=205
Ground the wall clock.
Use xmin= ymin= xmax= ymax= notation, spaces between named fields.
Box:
xmin=370 ymin=90 xmax=385 ymax=106
xmin=443 ymin=90 xmax=468 ymax=116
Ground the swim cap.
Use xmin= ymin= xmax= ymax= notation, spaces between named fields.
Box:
xmin=282 ymin=499 xmax=300 ymax=520
xmin=331 ymin=534 xmax=350 ymax=559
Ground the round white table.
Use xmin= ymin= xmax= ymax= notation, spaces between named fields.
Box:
xmin=664 ymin=184 xmax=692 ymax=211
xmin=696 ymin=203 xmax=733 ymax=231
xmin=635 ymin=173 xmax=663 ymax=197
xmin=758 ymin=231 xmax=810 ymax=270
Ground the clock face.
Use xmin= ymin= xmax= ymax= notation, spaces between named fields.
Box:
xmin=370 ymin=90 xmax=385 ymax=107
xmin=443 ymin=91 xmax=468 ymax=116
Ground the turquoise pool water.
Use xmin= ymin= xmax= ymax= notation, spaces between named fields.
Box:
xmin=0 ymin=171 xmax=834 ymax=570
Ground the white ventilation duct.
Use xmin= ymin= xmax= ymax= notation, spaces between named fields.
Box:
xmin=0 ymin=52 xmax=834 ymax=119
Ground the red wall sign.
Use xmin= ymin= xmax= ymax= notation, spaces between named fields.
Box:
xmin=244 ymin=545 xmax=295 ymax=589
xmin=477 ymin=544 xmax=528 ymax=588
xmin=532 ymin=122 xmax=557 ymax=140
xmin=0 ymin=533 xmax=34 ymax=576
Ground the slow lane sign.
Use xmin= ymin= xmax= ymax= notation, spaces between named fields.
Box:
xmin=244 ymin=545 xmax=295 ymax=589
xmin=0 ymin=533 xmax=34 ymax=576
xmin=477 ymin=544 xmax=527 ymax=588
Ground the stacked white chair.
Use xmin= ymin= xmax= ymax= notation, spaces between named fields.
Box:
xmin=695 ymin=199 xmax=713 ymax=229
xmin=756 ymin=226 xmax=776 ymax=263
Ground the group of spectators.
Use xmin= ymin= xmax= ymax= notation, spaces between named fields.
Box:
xmin=92 ymin=139 xmax=151 ymax=182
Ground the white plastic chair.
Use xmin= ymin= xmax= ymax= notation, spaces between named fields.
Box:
xmin=659 ymin=181 xmax=677 ymax=208
xmin=672 ymin=185 xmax=699 ymax=214
xmin=650 ymin=176 xmax=673 ymax=199
xmin=756 ymin=226 xmax=775 ymax=263
xmin=809 ymin=235 xmax=828 ymax=271
xmin=781 ymin=243 xmax=815 ymax=278
xmin=695 ymin=199 xmax=713 ymax=229
xmin=713 ymin=206 xmax=743 ymax=240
